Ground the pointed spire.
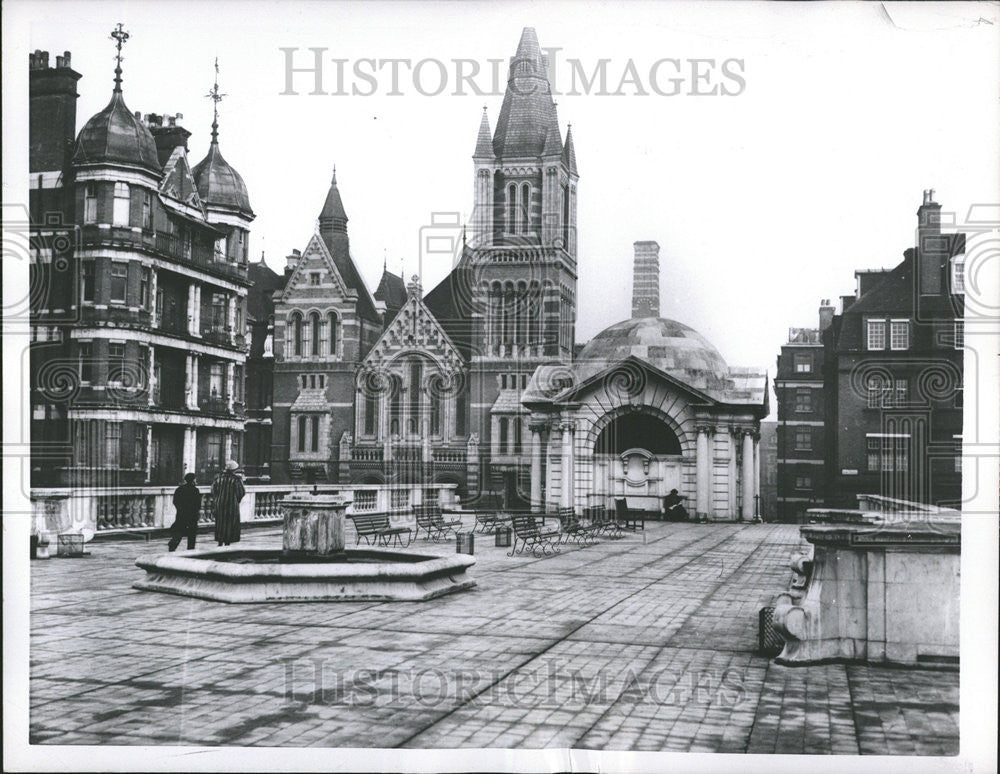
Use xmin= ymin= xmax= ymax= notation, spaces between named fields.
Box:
xmin=109 ymin=23 xmax=129 ymax=94
xmin=492 ymin=27 xmax=560 ymax=158
xmin=474 ymin=106 xmax=494 ymax=159
xmin=513 ymin=27 xmax=542 ymax=66
xmin=562 ymin=124 xmax=578 ymax=175
xmin=542 ymin=123 xmax=562 ymax=156
xmin=319 ymin=164 xmax=348 ymax=228
xmin=206 ymin=57 xmax=227 ymax=146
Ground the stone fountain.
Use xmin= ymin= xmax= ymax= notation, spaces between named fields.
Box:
xmin=134 ymin=495 xmax=476 ymax=602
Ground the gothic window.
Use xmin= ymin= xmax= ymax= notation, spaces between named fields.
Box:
xmin=502 ymin=285 xmax=514 ymax=345
xmin=499 ymin=417 xmax=509 ymax=454
xmin=520 ymin=183 xmax=530 ymax=233
xmin=328 ymin=312 xmax=339 ymax=356
xmin=513 ymin=416 xmax=522 ymax=454
xmin=112 ymin=182 xmax=130 ymax=226
xmin=297 ymin=416 xmax=307 ymax=452
xmin=455 ymin=390 xmax=467 ymax=437
xmin=289 ymin=312 xmax=303 ymax=356
xmin=311 ymin=416 xmax=320 ymax=452
xmin=364 ymin=389 xmax=376 ymax=436
xmin=507 ymin=183 xmax=517 ymax=233
xmin=310 ymin=312 xmax=322 ymax=356
xmin=562 ymin=183 xmax=570 ymax=247
xmin=408 ymin=359 xmax=422 ymax=433
xmin=389 ymin=374 xmax=402 ymax=436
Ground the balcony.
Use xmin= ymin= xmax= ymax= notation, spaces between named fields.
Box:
xmin=199 ymin=394 xmax=231 ymax=415
xmin=200 ymin=325 xmax=232 ymax=346
xmin=80 ymin=225 xmax=248 ymax=282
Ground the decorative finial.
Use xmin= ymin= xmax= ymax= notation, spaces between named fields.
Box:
xmin=383 ymin=247 xmax=387 ymax=272
xmin=332 ymin=164 xmax=337 ymax=184
xmin=110 ymin=23 xmax=129 ymax=93
xmin=462 ymin=225 xmax=467 ymax=249
xmin=205 ymin=57 xmax=226 ymax=145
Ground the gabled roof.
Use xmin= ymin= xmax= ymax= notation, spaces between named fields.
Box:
xmin=278 ymin=233 xmax=352 ymax=303
xmin=422 ymin=245 xmax=478 ymax=359
xmin=361 ymin=291 xmax=466 ymax=375
xmin=159 ymin=146 xmax=205 ymax=212
xmin=374 ymin=269 xmax=407 ymax=314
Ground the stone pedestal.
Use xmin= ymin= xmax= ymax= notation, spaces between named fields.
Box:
xmin=281 ymin=495 xmax=351 ymax=556
xmin=773 ymin=522 xmax=960 ymax=665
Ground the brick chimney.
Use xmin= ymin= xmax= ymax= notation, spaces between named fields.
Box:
xmin=818 ymin=299 xmax=835 ymax=332
xmin=285 ymin=248 xmax=301 ymax=276
xmin=144 ymin=112 xmax=191 ymax=167
xmin=631 ymin=240 xmax=660 ymax=319
xmin=29 ymin=50 xmax=81 ymax=173
xmin=917 ymin=189 xmax=945 ymax=296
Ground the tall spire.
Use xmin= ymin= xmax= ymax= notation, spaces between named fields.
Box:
xmin=474 ymin=106 xmax=494 ymax=159
xmin=110 ymin=23 xmax=129 ymax=94
xmin=205 ymin=57 xmax=226 ymax=145
xmin=319 ymin=164 xmax=348 ymax=234
xmin=562 ymin=124 xmax=578 ymax=175
xmin=492 ymin=27 xmax=560 ymax=158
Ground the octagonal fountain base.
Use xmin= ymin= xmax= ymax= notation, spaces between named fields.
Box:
xmin=133 ymin=494 xmax=476 ymax=602
xmin=134 ymin=548 xmax=476 ymax=602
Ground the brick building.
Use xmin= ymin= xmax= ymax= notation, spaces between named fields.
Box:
xmin=29 ymin=31 xmax=253 ymax=488
xmin=776 ymin=191 xmax=965 ymax=515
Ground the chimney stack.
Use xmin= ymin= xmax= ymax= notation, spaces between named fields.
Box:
xmin=631 ymin=240 xmax=660 ymax=319
xmin=285 ymin=248 xmax=301 ymax=275
xmin=917 ymin=189 xmax=945 ymax=296
xmin=818 ymin=299 xmax=835 ymax=332
xmin=29 ymin=49 xmax=81 ymax=173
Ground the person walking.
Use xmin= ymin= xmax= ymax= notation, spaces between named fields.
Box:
xmin=212 ymin=460 xmax=245 ymax=546
xmin=167 ymin=473 xmax=202 ymax=551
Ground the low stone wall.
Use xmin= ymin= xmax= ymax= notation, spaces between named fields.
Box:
xmin=30 ymin=482 xmax=458 ymax=538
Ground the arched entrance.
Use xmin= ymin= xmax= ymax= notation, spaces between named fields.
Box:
xmin=591 ymin=408 xmax=684 ymax=504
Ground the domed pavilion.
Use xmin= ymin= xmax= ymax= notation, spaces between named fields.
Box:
xmin=522 ymin=241 xmax=768 ymax=521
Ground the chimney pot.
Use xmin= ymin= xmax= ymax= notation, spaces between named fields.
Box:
xmin=631 ymin=240 xmax=661 ymax=319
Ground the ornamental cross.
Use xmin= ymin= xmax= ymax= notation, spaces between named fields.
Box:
xmin=110 ymin=23 xmax=129 ymax=92
xmin=206 ymin=58 xmax=227 ymax=143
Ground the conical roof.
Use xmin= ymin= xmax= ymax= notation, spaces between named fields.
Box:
xmin=319 ymin=168 xmax=348 ymax=225
xmin=492 ymin=28 xmax=561 ymax=158
xmin=193 ymin=142 xmax=253 ymax=216
xmin=562 ymin=125 xmax=578 ymax=175
xmin=74 ymin=91 xmax=160 ymax=172
xmin=474 ymin=108 xmax=494 ymax=159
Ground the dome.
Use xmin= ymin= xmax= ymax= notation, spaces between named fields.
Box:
xmin=576 ymin=317 xmax=730 ymax=383
xmin=192 ymin=143 xmax=253 ymax=216
xmin=73 ymin=91 xmax=160 ymax=172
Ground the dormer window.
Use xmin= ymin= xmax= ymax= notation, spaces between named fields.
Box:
xmin=951 ymin=255 xmax=965 ymax=294
xmin=309 ymin=272 xmax=321 ymax=286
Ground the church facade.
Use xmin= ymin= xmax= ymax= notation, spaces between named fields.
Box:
xmin=267 ymin=27 xmax=768 ymax=517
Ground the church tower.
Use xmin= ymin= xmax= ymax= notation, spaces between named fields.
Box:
xmin=467 ymin=27 xmax=579 ymax=503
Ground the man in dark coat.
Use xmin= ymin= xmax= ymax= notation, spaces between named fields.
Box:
xmin=168 ymin=473 xmax=202 ymax=551
xmin=663 ymin=489 xmax=688 ymax=522
xmin=212 ymin=460 xmax=246 ymax=546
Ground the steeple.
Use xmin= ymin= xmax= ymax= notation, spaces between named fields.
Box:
xmin=492 ymin=27 xmax=560 ymax=158
xmin=561 ymin=124 xmax=578 ymax=175
xmin=319 ymin=166 xmax=348 ymax=233
xmin=110 ymin=22 xmax=129 ymax=94
xmin=474 ymin=107 xmax=494 ymax=159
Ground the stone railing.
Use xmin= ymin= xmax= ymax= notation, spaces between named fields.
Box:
xmin=30 ymin=482 xmax=458 ymax=537
xmin=856 ymin=494 xmax=961 ymax=517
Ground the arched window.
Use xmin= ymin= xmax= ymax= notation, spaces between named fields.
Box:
xmin=289 ymin=312 xmax=303 ymax=357
xmin=520 ymin=183 xmax=530 ymax=233
xmin=528 ymin=283 xmax=540 ymax=344
xmin=389 ymin=375 xmax=402 ymax=436
xmin=502 ymin=284 xmax=514 ymax=345
xmin=364 ymin=387 xmax=377 ymax=436
xmin=507 ymin=183 xmax=517 ymax=234
xmin=328 ymin=312 xmax=339 ymax=356
xmin=408 ymin=359 xmax=422 ymax=435
xmin=310 ymin=312 xmax=321 ymax=356
xmin=489 ymin=283 xmax=502 ymax=349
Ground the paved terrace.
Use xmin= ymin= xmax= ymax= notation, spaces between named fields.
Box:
xmin=30 ymin=521 xmax=958 ymax=753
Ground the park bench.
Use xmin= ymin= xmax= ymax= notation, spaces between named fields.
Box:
xmin=614 ymin=498 xmax=646 ymax=531
xmin=413 ymin=504 xmax=462 ymax=541
xmin=556 ymin=508 xmax=600 ymax=546
xmin=509 ymin=514 xmax=562 ymax=557
xmin=584 ymin=506 xmax=625 ymax=539
xmin=474 ymin=512 xmax=510 ymax=533
xmin=349 ymin=513 xmax=412 ymax=548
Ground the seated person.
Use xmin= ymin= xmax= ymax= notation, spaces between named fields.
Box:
xmin=662 ymin=489 xmax=689 ymax=521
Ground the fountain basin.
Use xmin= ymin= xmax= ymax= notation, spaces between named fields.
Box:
xmin=133 ymin=548 xmax=476 ymax=603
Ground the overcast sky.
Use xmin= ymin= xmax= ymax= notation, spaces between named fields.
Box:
xmin=14 ymin=0 xmax=1000 ymax=384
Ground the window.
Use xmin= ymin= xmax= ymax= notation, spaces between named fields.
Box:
xmin=794 ymin=476 xmax=812 ymax=490
xmin=328 ymin=313 xmax=339 ymax=356
xmin=954 ymin=320 xmax=964 ymax=349
xmin=110 ymin=263 xmax=128 ymax=304
xmin=210 ymin=293 xmax=226 ymax=331
xmin=108 ymin=342 xmax=125 ymax=384
xmin=209 ymin=362 xmax=224 ymax=397
xmin=81 ymin=261 xmax=95 ymax=302
xmin=364 ymin=390 xmax=376 ymax=436
xmin=155 ymin=289 xmax=163 ymax=319
xmin=290 ymin=312 xmax=303 ymax=356
xmin=793 ymin=354 xmax=812 ymax=373
xmin=153 ymin=362 xmax=162 ymax=404
xmin=141 ymin=190 xmax=152 ymax=230
xmin=455 ymin=390 xmax=467 ymax=437
xmin=520 ymin=183 xmax=530 ymax=233
xmin=794 ymin=389 xmax=812 ymax=413
xmin=893 ymin=379 xmax=908 ymax=407
xmin=84 ymin=183 xmax=98 ymax=223
xmin=311 ymin=313 xmax=321 ymax=356
xmin=794 ymin=430 xmax=812 ymax=451
xmin=214 ymin=235 xmax=228 ymax=262
xmin=430 ymin=387 xmax=441 ymax=436
xmin=499 ymin=417 xmax=509 ymax=454
xmin=139 ymin=268 xmax=150 ymax=308
xmin=234 ymin=365 xmax=244 ymax=402
xmin=297 ymin=416 xmax=307 ymax=452
xmin=112 ymin=182 xmax=130 ymax=226
xmin=866 ymin=435 xmax=909 ymax=472
xmin=389 ymin=375 xmax=402 ymax=436
xmin=513 ymin=417 xmax=522 ymax=454
xmin=310 ymin=416 xmax=320 ymax=452
xmin=409 ymin=360 xmax=422 ymax=432
xmin=78 ymin=342 xmax=94 ymax=383
xmin=104 ymin=422 xmax=121 ymax=467
xmin=206 ymin=432 xmax=223 ymax=468
xmin=952 ymin=256 xmax=965 ymax=294
xmin=231 ymin=432 xmax=242 ymax=466
xmin=506 ymin=184 xmax=517 ymax=233
xmin=890 ymin=320 xmax=909 ymax=350
xmin=235 ymin=303 xmax=243 ymax=336
xmin=133 ymin=429 xmax=145 ymax=471
xmin=309 ymin=272 xmax=321 ymax=286
xmin=867 ymin=319 xmax=886 ymax=351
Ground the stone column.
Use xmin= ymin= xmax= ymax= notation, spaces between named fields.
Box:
xmin=148 ymin=346 xmax=156 ymax=406
xmin=529 ymin=419 xmax=544 ymax=513
xmin=145 ymin=423 xmax=153 ymax=483
xmin=182 ymin=426 xmax=196 ymax=473
xmin=185 ymin=354 xmax=199 ymax=409
xmin=227 ymin=294 xmax=236 ymax=344
xmin=223 ymin=432 xmax=233 ymax=464
xmin=187 ymin=283 xmax=197 ymax=334
xmin=741 ymin=430 xmax=755 ymax=522
xmin=727 ymin=426 xmax=739 ymax=519
xmin=225 ymin=362 xmax=234 ymax=411
xmin=753 ymin=431 xmax=761 ymax=522
xmin=695 ymin=425 xmax=711 ymax=520
xmin=149 ymin=268 xmax=158 ymax=323
xmin=561 ymin=416 xmax=575 ymax=511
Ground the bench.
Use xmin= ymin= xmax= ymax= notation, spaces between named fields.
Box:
xmin=556 ymin=508 xmax=600 ymax=546
xmin=349 ymin=513 xmax=412 ymax=548
xmin=509 ymin=514 xmax=562 ymax=557
xmin=413 ymin=504 xmax=462 ymax=541
xmin=613 ymin=498 xmax=646 ymax=531
xmin=583 ymin=506 xmax=625 ymax=539
xmin=474 ymin=512 xmax=510 ymax=533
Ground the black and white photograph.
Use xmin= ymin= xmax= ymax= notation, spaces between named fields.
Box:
xmin=3 ymin=1 xmax=998 ymax=771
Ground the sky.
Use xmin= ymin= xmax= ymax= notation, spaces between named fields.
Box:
xmin=10 ymin=0 xmax=1000 ymax=386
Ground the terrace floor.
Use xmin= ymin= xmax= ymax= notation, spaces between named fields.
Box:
xmin=29 ymin=521 xmax=959 ymax=754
